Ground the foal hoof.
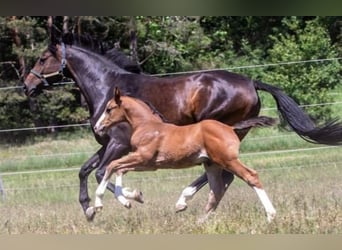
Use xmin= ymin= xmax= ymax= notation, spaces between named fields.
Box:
xmin=267 ymin=212 xmax=276 ymax=223
xmin=85 ymin=207 xmax=96 ymax=222
xmin=124 ymin=201 xmax=132 ymax=209
xmin=175 ymin=203 xmax=188 ymax=213
xmin=133 ymin=190 xmax=144 ymax=204
xmin=95 ymin=206 xmax=103 ymax=213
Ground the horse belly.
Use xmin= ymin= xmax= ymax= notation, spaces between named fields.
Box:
xmin=155 ymin=148 xmax=208 ymax=169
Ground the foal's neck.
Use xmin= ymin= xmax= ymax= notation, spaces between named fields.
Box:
xmin=122 ymin=97 xmax=163 ymax=130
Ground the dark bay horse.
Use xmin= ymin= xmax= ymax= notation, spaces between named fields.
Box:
xmin=93 ymin=87 xmax=277 ymax=222
xmin=23 ymin=34 xmax=342 ymax=221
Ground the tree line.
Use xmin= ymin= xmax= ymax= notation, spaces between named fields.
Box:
xmin=0 ymin=16 xmax=341 ymax=142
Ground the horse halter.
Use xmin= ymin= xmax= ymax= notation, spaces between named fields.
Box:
xmin=30 ymin=42 xmax=67 ymax=87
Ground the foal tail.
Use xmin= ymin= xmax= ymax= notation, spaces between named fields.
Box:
xmin=254 ymin=80 xmax=342 ymax=145
xmin=233 ymin=116 xmax=278 ymax=130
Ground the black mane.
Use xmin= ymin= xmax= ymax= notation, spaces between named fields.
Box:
xmin=49 ymin=32 xmax=141 ymax=74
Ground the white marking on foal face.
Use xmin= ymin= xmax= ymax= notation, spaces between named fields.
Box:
xmin=94 ymin=111 xmax=107 ymax=135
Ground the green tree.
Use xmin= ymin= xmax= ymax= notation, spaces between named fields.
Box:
xmin=264 ymin=17 xmax=341 ymax=121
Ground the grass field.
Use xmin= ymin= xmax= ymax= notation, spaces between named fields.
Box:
xmin=0 ymin=87 xmax=341 ymax=234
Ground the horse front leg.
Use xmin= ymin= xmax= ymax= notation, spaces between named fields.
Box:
xmin=79 ymin=149 xmax=102 ymax=221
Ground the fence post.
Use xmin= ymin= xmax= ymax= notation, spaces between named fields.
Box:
xmin=0 ymin=175 xmax=5 ymax=201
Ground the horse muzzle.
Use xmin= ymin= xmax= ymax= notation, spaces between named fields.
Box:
xmin=94 ymin=124 xmax=107 ymax=136
xmin=23 ymin=84 xmax=42 ymax=97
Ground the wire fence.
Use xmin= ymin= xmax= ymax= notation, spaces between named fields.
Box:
xmin=0 ymin=100 xmax=341 ymax=134
xmin=1 ymin=56 xmax=342 ymax=91
xmin=1 ymin=145 xmax=341 ymax=177
xmin=0 ymin=56 xmax=341 ymax=134
xmin=1 ymin=156 xmax=341 ymax=193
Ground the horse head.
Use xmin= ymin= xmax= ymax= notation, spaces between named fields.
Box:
xmin=23 ymin=32 xmax=141 ymax=98
xmin=94 ymin=87 xmax=125 ymax=136
xmin=23 ymin=43 xmax=67 ymax=97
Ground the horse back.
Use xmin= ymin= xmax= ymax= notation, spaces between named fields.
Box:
xmin=120 ymin=71 xmax=259 ymax=126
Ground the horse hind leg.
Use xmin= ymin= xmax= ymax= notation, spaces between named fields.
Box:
xmin=223 ymin=159 xmax=276 ymax=222
xmin=175 ymin=174 xmax=207 ymax=212
xmin=175 ymin=164 xmax=234 ymax=213
xmin=195 ymin=164 xmax=227 ymax=223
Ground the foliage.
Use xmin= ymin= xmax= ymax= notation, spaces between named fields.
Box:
xmin=1 ymin=16 xmax=342 ymax=141
xmin=264 ymin=17 xmax=341 ymax=120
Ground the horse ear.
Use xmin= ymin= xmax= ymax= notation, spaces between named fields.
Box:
xmin=114 ymin=87 xmax=122 ymax=106
xmin=50 ymin=24 xmax=61 ymax=45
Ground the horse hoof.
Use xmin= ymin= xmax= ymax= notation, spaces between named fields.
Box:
xmin=267 ymin=212 xmax=276 ymax=223
xmin=175 ymin=203 xmax=188 ymax=213
xmin=85 ymin=207 xmax=96 ymax=222
xmin=95 ymin=206 xmax=103 ymax=213
xmin=134 ymin=190 xmax=144 ymax=204
xmin=124 ymin=202 xmax=132 ymax=209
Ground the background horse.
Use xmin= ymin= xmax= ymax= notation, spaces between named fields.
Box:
xmin=23 ymin=33 xmax=342 ymax=221
xmin=93 ymin=88 xmax=277 ymax=222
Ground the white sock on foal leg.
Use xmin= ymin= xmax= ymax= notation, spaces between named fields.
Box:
xmin=115 ymin=174 xmax=131 ymax=208
xmin=253 ymin=187 xmax=276 ymax=222
xmin=95 ymin=178 xmax=109 ymax=209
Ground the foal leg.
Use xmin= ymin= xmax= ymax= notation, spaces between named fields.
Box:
xmin=94 ymin=170 xmax=131 ymax=210
xmin=94 ymin=151 xmax=150 ymax=211
xmin=114 ymin=172 xmax=131 ymax=208
xmin=95 ymin=137 xmax=144 ymax=201
xmin=224 ymin=159 xmax=276 ymax=222
xmin=86 ymin=140 xmax=143 ymax=220
xmin=94 ymin=169 xmax=111 ymax=211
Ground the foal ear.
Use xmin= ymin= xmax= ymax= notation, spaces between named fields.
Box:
xmin=114 ymin=87 xmax=122 ymax=106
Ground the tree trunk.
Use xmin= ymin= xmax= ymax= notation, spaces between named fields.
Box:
xmin=47 ymin=16 xmax=53 ymax=39
xmin=63 ymin=16 xmax=69 ymax=34
xmin=10 ymin=16 xmax=25 ymax=80
xmin=129 ymin=17 xmax=139 ymax=65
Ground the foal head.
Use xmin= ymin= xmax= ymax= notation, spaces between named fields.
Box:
xmin=94 ymin=87 xmax=125 ymax=136
xmin=95 ymin=87 xmax=165 ymax=136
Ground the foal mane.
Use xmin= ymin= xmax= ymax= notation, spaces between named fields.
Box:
xmin=49 ymin=32 xmax=141 ymax=74
xmin=125 ymin=94 xmax=168 ymax=123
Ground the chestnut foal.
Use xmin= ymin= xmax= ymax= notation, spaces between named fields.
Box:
xmin=93 ymin=88 xmax=277 ymax=222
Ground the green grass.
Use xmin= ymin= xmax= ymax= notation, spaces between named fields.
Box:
xmin=0 ymin=125 xmax=341 ymax=234
xmin=0 ymin=85 xmax=341 ymax=234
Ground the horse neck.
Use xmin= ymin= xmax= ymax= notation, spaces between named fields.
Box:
xmin=122 ymin=97 xmax=163 ymax=131
xmin=64 ymin=46 xmax=124 ymax=121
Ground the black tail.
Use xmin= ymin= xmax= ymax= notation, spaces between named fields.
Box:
xmin=255 ymin=80 xmax=342 ymax=145
xmin=234 ymin=116 xmax=278 ymax=130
